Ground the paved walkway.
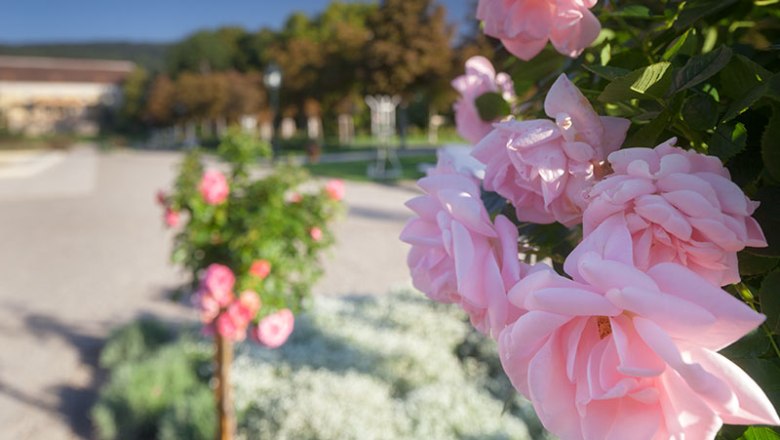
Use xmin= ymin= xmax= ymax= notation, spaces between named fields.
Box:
xmin=0 ymin=145 xmax=417 ymax=439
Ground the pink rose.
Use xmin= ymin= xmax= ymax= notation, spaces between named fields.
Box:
xmin=451 ymin=56 xmax=515 ymax=144
xmin=254 ymin=309 xmax=295 ymax=349
xmin=249 ymin=259 xmax=271 ymax=280
xmin=499 ymin=218 xmax=779 ymax=439
xmin=202 ymin=264 xmax=235 ymax=306
xmin=216 ymin=303 xmax=249 ymax=342
xmin=164 ymin=207 xmax=180 ymax=228
xmin=325 ymin=179 xmax=346 ymax=201
xmin=237 ymin=290 xmax=261 ymax=321
xmin=310 ymin=226 xmax=323 ymax=242
xmin=477 ymin=0 xmax=601 ymax=60
xmin=584 ymin=139 xmax=767 ymax=286
xmin=199 ymin=169 xmax=229 ymax=205
xmin=400 ymin=157 xmax=524 ymax=336
xmin=473 ymin=74 xmax=629 ymax=227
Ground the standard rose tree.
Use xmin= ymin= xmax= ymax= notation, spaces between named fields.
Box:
xmin=405 ymin=2 xmax=780 ymax=438
xmin=158 ymin=130 xmax=343 ymax=440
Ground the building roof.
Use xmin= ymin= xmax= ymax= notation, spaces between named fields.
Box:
xmin=0 ymin=55 xmax=135 ymax=83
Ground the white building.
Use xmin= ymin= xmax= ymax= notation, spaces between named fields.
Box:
xmin=0 ymin=55 xmax=135 ymax=136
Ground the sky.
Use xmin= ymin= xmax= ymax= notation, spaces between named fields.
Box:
xmin=0 ymin=0 xmax=473 ymax=44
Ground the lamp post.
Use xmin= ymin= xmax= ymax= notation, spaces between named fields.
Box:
xmin=263 ymin=63 xmax=282 ymax=157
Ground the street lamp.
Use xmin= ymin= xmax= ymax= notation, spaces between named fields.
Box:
xmin=263 ymin=63 xmax=282 ymax=157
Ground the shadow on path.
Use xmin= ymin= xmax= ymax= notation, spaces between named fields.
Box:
xmin=22 ymin=313 xmax=105 ymax=439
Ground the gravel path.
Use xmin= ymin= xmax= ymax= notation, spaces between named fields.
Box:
xmin=0 ymin=145 xmax=417 ymax=439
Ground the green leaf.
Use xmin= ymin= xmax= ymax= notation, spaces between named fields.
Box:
xmin=599 ymin=62 xmax=673 ymax=102
xmin=632 ymin=62 xmax=673 ymax=95
xmin=741 ymin=427 xmax=780 ymax=440
xmin=474 ymin=92 xmax=510 ymax=122
xmin=720 ymin=54 xmax=771 ymax=100
xmin=668 ymin=46 xmax=733 ymax=95
xmin=611 ymin=5 xmax=651 ymax=18
xmin=721 ymin=329 xmax=770 ymax=359
xmin=584 ymin=64 xmax=630 ymax=82
xmin=682 ymin=93 xmax=718 ymax=130
xmin=760 ymin=270 xmax=780 ymax=334
xmin=663 ymin=29 xmax=698 ymax=61
xmin=507 ymin=49 xmax=567 ymax=84
xmin=627 ymin=109 xmax=673 ymax=147
xmin=762 ymin=107 xmax=780 ymax=182
xmin=749 ymin=186 xmax=780 ymax=258
xmin=722 ymin=74 xmax=780 ymax=122
xmin=708 ymin=122 xmax=747 ymax=161
xmin=739 ymin=251 xmax=779 ymax=277
xmin=674 ymin=0 xmax=740 ymax=30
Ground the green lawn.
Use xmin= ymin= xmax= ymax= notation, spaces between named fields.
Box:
xmin=305 ymin=154 xmax=436 ymax=182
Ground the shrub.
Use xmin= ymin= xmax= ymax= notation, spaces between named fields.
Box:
xmin=92 ymin=291 xmax=544 ymax=439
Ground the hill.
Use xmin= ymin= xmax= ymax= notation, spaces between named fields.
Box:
xmin=0 ymin=41 xmax=170 ymax=71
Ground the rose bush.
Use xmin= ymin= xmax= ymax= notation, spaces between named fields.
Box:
xmin=159 ymin=130 xmax=343 ymax=342
xmin=157 ymin=128 xmax=343 ymax=438
xmin=407 ymin=1 xmax=780 ymax=439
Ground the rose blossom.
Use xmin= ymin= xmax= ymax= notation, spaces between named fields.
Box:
xmin=498 ymin=215 xmax=779 ymax=439
xmin=584 ymin=138 xmax=767 ymax=286
xmin=212 ymin=291 xmax=261 ymax=341
xmin=310 ymin=227 xmax=323 ymax=242
xmin=237 ymin=290 xmax=261 ymax=320
xmin=249 ymin=259 xmax=271 ymax=280
xmin=164 ymin=207 xmax=180 ymax=228
xmin=400 ymin=155 xmax=525 ymax=336
xmin=451 ymin=56 xmax=515 ymax=144
xmin=477 ymin=0 xmax=601 ymax=60
xmin=216 ymin=303 xmax=247 ymax=341
xmin=199 ymin=169 xmax=229 ymax=205
xmin=325 ymin=179 xmax=346 ymax=201
xmin=473 ymin=74 xmax=629 ymax=227
xmin=254 ymin=309 xmax=295 ymax=349
xmin=202 ymin=263 xmax=235 ymax=306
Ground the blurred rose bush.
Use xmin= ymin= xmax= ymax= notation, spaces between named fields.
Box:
xmin=158 ymin=128 xmax=342 ymax=344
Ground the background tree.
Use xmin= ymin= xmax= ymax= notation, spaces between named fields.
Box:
xmin=145 ymin=74 xmax=175 ymax=126
xmin=117 ymin=66 xmax=150 ymax=132
xmin=167 ymin=29 xmax=246 ymax=75
xmin=363 ymin=0 xmax=454 ymax=98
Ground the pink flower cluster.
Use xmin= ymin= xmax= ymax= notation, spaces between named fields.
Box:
xmin=585 ymin=139 xmax=767 ymax=286
xmin=194 ymin=263 xmax=294 ymax=348
xmin=400 ymin=155 xmax=526 ymax=336
xmin=452 ymin=56 xmax=516 ymax=144
xmin=474 ymin=74 xmax=629 ymax=226
xmin=404 ymin=73 xmax=777 ymax=438
xmin=499 ymin=215 xmax=778 ymax=438
xmin=477 ymin=0 xmax=601 ymax=60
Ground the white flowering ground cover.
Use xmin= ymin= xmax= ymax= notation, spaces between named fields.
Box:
xmin=92 ymin=291 xmax=545 ymax=439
